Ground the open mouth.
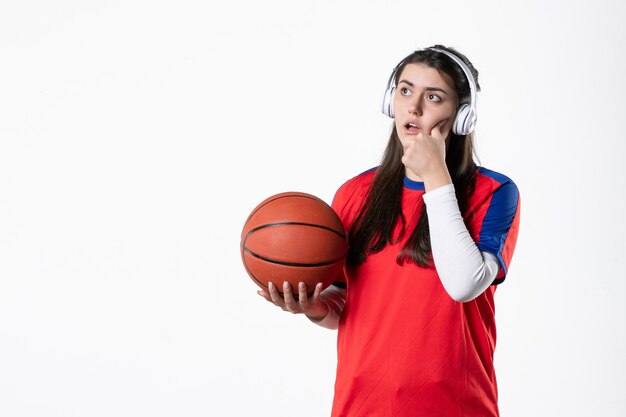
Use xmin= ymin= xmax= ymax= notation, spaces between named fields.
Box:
xmin=405 ymin=122 xmax=420 ymax=133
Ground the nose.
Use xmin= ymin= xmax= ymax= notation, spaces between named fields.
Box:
xmin=408 ymin=95 xmax=423 ymax=115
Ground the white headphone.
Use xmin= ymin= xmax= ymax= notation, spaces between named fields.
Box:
xmin=381 ymin=47 xmax=478 ymax=136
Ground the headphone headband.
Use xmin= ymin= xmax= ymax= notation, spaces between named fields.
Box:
xmin=428 ymin=47 xmax=477 ymax=108
xmin=381 ymin=47 xmax=478 ymax=135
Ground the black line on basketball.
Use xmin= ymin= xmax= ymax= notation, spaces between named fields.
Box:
xmin=245 ymin=221 xmax=346 ymax=241
xmin=240 ymin=250 xmax=335 ymax=295
xmin=242 ymin=246 xmax=346 ymax=267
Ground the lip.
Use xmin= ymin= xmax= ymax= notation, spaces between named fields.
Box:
xmin=403 ymin=120 xmax=421 ymax=135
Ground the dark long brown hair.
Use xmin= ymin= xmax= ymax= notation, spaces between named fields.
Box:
xmin=347 ymin=45 xmax=481 ymax=267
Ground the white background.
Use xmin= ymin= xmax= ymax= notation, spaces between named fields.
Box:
xmin=1 ymin=1 xmax=625 ymax=416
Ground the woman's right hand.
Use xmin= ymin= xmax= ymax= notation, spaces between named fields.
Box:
xmin=257 ymin=281 xmax=329 ymax=321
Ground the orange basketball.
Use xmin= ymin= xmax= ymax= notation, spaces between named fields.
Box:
xmin=241 ymin=192 xmax=347 ymax=297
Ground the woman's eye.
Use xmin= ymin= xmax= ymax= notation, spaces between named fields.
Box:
xmin=428 ymin=94 xmax=441 ymax=102
xmin=400 ymin=87 xmax=412 ymax=96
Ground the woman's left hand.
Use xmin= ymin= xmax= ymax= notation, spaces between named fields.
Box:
xmin=401 ymin=123 xmax=452 ymax=191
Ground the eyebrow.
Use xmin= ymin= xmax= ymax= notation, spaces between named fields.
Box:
xmin=398 ymin=79 xmax=449 ymax=95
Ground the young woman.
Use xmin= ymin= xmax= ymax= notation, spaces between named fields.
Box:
xmin=258 ymin=45 xmax=521 ymax=417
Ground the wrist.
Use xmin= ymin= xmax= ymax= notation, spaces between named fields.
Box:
xmin=305 ymin=299 xmax=330 ymax=322
xmin=423 ymin=166 xmax=452 ymax=193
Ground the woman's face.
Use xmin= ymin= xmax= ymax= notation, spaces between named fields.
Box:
xmin=393 ymin=63 xmax=459 ymax=144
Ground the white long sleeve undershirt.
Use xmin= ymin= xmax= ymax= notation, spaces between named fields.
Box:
xmin=311 ymin=183 xmax=501 ymax=328
xmin=423 ymin=183 xmax=500 ymax=302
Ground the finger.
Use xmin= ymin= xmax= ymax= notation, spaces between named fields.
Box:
xmin=268 ymin=282 xmax=285 ymax=308
xmin=402 ymin=141 xmax=417 ymax=161
xmin=312 ymin=282 xmax=323 ymax=300
xmin=257 ymin=289 xmax=271 ymax=301
xmin=282 ymin=282 xmax=299 ymax=313
xmin=430 ymin=120 xmax=446 ymax=140
xmin=403 ymin=138 xmax=418 ymax=155
xmin=298 ymin=282 xmax=308 ymax=307
xmin=402 ymin=133 xmax=420 ymax=147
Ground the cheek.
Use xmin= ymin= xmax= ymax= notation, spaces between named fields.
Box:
xmin=438 ymin=106 xmax=458 ymax=129
xmin=394 ymin=117 xmax=404 ymax=131
xmin=439 ymin=104 xmax=457 ymax=119
xmin=392 ymin=94 xmax=404 ymax=116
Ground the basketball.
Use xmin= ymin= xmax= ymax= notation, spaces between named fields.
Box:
xmin=241 ymin=192 xmax=348 ymax=297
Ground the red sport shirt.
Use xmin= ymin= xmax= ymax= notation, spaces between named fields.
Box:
xmin=329 ymin=166 xmax=521 ymax=417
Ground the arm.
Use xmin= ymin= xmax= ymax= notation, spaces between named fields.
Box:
xmin=423 ymin=184 xmax=500 ymax=302
xmin=307 ymin=285 xmax=346 ymax=329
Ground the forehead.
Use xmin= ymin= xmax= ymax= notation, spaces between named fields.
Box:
xmin=397 ymin=63 xmax=456 ymax=91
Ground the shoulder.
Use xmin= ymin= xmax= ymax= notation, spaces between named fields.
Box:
xmin=332 ymin=167 xmax=378 ymax=218
xmin=469 ymin=166 xmax=521 ymax=226
xmin=337 ymin=167 xmax=378 ymax=195
xmin=473 ymin=166 xmax=520 ymax=202
xmin=475 ymin=166 xmax=517 ymax=189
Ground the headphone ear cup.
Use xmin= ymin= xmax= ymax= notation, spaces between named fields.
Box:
xmin=382 ymin=86 xmax=395 ymax=118
xmin=452 ymin=104 xmax=476 ymax=135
